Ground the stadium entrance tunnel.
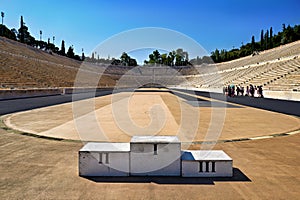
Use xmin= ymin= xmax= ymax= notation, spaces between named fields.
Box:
xmin=138 ymin=83 xmax=168 ymax=89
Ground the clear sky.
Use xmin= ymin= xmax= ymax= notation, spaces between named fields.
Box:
xmin=1 ymin=0 xmax=300 ymax=63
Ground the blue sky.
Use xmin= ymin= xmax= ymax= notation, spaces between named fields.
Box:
xmin=1 ymin=0 xmax=300 ymax=63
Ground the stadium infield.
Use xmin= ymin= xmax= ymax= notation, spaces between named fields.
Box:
xmin=3 ymin=88 xmax=300 ymax=143
xmin=1 ymin=88 xmax=300 ymax=199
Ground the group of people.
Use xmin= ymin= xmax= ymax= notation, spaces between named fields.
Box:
xmin=223 ymin=84 xmax=264 ymax=98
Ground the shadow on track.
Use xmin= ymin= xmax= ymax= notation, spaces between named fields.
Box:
xmin=175 ymin=89 xmax=300 ymax=117
xmin=83 ymin=168 xmax=251 ymax=185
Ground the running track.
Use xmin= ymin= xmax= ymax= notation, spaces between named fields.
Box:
xmin=0 ymin=89 xmax=299 ymax=117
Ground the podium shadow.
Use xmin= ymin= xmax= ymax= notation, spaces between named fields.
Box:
xmin=83 ymin=168 xmax=251 ymax=185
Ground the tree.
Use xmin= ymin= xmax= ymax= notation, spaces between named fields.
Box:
xmin=37 ymin=40 xmax=47 ymax=49
xmin=0 ymin=25 xmax=17 ymax=40
xmin=176 ymin=48 xmax=189 ymax=63
xmin=208 ymin=23 xmax=300 ymax=63
xmin=215 ymin=49 xmax=220 ymax=62
xmin=120 ymin=52 xmax=130 ymax=65
xmin=19 ymin=16 xmax=24 ymax=43
xmin=260 ymin=30 xmax=264 ymax=50
xmin=270 ymin=27 xmax=273 ymax=48
xmin=251 ymin=35 xmax=255 ymax=52
xmin=265 ymin=29 xmax=269 ymax=49
xmin=91 ymin=52 xmax=95 ymax=60
xmin=129 ymin=58 xmax=137 ymax=66
xmin=81 ymin=48 xmax=85 ymax=61
xmin=295 ymin=25 xmax=300 ymax=40
xmin=152 ymin=50 xmax=161 ymax=64
xmin=17 ymin=16 xmax=35 ymax=45
xmin=60 ymin=40 xmax=65 ymax=55
xmin=283 ymin=25 xmax=295 ymax=44
xmin=175 ymin=53 xmax=183 ymax=66
xmin=146 ymin=50 xmax=161 ymax=65
xmin=47 ymin=38 xmax=51 ymax=50
xmin=168 ymin=51 xmax=176 ymax=66
xmin=67 ymin=45 xmax=75 ymax=58
xmin=144 ymin=49 xmax=191 ymax=66
xmin=282 ymin=23 xmax=286 ymax=31
xmin=174 ymin=48 xmax=187 ymax=66
xmin=114 ymin=52 xmax=137 ymax=66
xmin=184 ymin=51 xmax=189 ymax=62
xmin=161 ymin=53 xmax=167 ymax=65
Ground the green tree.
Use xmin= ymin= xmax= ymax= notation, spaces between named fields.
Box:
xmin=146 ymin=50 xmax=161 ymax=65
xmin=17 ymin=16 xmax=35 ymax=45
xmin=281 ymin=24 xmax=287 ymax=44
xmin=175 ymin=48 xmax=189 ymax=65
xmin=19 ymin=16 xmax=24 ymax=43
xmin=260 ymin=30 xmax=264 ymax=50
xmin=67 ymin=45 xmax=75 ymax=58
xmin=282 ymin=23 xmax=286 ymax=31
xmin=215 ymin=49 xmax=220 ymax=62
xmin=119 ymin=52 xmax=137 ymax=66
xmin=184 ymin=51 xmax=189 ymax=62
xmin=168 ymin=51 xmax=176 ymax=66
xmin=0 ymin=24 xmax=17 ymax=40
xmin=283 ymin=25 xmax=295 ymax=44
xmin=295 ymin=25 xmax=300 ymax=40
xmin=265 ymin=29 xmax=269 ymax=49
xmin=60 ymin=40 xmax=66 ymax=55
xmin=209 ymin=23 xmax=300 ymax=63
xmin=120 ymin=52 xmax=130 ymax=65
xmin=251 ymin=35 xmax=255 ymax=52
xmin=46 ymin=38 xmax=54 ymax=50
xmin=161 ymin=53 xmax=167 ymax=65
xmin=270 ymin=27 xmax=273 ymax=48
xmin=144 ymin=49 xmax=191 ymax=66
xmin=153 ymin=50 xmax=161 ymax=64
xmin=82 ymin=48 xmax=85 ymax=61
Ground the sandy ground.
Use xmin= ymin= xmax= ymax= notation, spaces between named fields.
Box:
xmin=0 ymin=127 xmax=300 ymax=199
xmin=4 ymin=90 xmax=300 ymax=143
xmin=0 ymin=89 xmax=300 ymax=199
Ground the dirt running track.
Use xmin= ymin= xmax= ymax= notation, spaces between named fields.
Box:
xmin=0 ymin=89 xmax=300 ymax=199
xmin=0 ymin=128 xmax=300 ymax=199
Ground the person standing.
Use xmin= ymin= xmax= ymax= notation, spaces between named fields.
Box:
xmin=228 ymin=85 xmax=231 ymax=97
xmin=236 ymin=86 xmax=240 ymax=96
xmin=250 ymin=85 xmax=254 ymax=97
xmin=258 ymin=86 xmax=264 ymax=98
xmin=246 ymin=86 xmax=249 ymax=96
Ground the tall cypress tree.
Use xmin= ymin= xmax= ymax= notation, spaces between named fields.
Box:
xmin=60 ymin=40 xmax=65 ymax=55
xmin=20 ymin=16 xmax=24 ymax=43
xmin=270 ymin=27 xmax=273 ymax=48
xmin=251 ymin=35 xmax=255 ymax=52
xmin=67 ymin=45 xmax=75 ymax=58
xmin=265 ymin=30 xmax=269 ymax=50
xmin=282 ymin=24 xmax=286 ymax=31
xmin=81 ymin=48 xmax=85 ymax=61
xmin=260 ymin=30 xmax=264 ymax=50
